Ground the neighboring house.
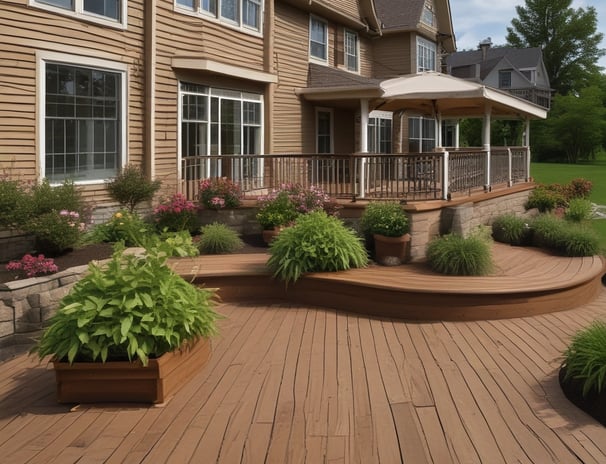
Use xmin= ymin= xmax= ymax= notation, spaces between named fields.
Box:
xmin=1 ymin=1 xmax=542 ymax=213
xmin=446 ymin=38 xmax=552 ymax=109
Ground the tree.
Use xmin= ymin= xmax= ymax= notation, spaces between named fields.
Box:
xmin=506 ymin=0 xmax=605 ymax=95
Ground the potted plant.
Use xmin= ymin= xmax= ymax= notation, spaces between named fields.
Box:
xmin=360 ymin=202 xmax=411 ymax=265
xmin=31 ymin=243 xmax=219 ymax=404
xmin=256 ymin=190 xmax=298 ymax=243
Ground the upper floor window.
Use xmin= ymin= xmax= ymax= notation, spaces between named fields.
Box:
xmin=417 ymin=37 xmax=436 ymax=72
xmin=31 ymin=0 xmax=126 ymax=28
xmin=176 ymin=0 xmax=262 ymax=33
xmin=344 ymin=29 xmax=359 ymax=72
xmin=421 ymin=3 xmax=435 ymax=27
xmin=499 ymin=70 xmax=512 ymax=88
xmin=310 ymin=16 xmax=328 ymax=62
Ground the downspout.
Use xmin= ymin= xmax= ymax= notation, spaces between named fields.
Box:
xmin=263 ymin=0 xmax=275 ymax=154
xmin=144 ymin=0 xmax=156 ymax=181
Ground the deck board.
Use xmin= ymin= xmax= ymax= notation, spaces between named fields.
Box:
xmin=1 ymin=247 xmax=606 ymax=463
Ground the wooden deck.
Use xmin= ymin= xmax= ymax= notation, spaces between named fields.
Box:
xmin=1 ymin=246 xmax=605 ymax=463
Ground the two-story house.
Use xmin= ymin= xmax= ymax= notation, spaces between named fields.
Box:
xmin=446 ymin=38 xmax=552 ymax=109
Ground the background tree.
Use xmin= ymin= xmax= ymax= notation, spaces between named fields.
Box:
xmin=506 ymin=0 xmax=604 ymax=95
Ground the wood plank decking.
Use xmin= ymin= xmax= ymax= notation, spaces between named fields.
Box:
xmin=1 ymin=245 xmax=605 ymax=463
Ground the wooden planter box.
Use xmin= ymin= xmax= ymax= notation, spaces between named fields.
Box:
xmin=53 ymin=337 xmax=211 ymax=404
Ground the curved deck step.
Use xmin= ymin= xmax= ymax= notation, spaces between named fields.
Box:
xmin=169 ymin=244 xmax=606 ymax=321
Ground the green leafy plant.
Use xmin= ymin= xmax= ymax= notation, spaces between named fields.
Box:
xmin=26 ymin=210 xmax=85 ymax=255
xmin=154 ymin=230 xmax=200 ymax=257
xmin=198 ymin=177 xmax=242 ymax=210
xmin=565 ymin=198 xmax=593 ymax=223
xmin=153 ymin=193 xmax=198 ymax=232
xmin=526 ymin=185 xmax=567 ymax=212
xmin=198 ymin=222 xmax=244 ymax=254
xmin=426 ymin=234 xmax=494 ymax=276
xmin=491 ymin=214 xmax=533 ymax=245
xmin=563 ymin=321 xmax=606 ymax=396
xmin=30 ymin=179 xmax=89 ymax=220
xmin=106 ymin=165 xmax=161 ymax=213
xmin=0 ymin=177 xmax=32 ymax=229
xmin=256 ymin=190 xmax=299 ymax=230
xmin=32 ymin=244 xmax=219 ymax=366
xmin=85 ymin=210 xmax=151 ymax=247
xmin=530 ymin=214 xmax=566 ymax=249
xmin=267 ymin=210 xmax=368 ymax=283
xmin=531 ymin=214 xmax=600 ymax=256
xmin=360 ymin=202 xmax=409 ymax=237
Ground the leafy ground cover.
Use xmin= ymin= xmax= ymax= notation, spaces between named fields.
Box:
xmin=531 ymin=152 xmax=606 ymax=251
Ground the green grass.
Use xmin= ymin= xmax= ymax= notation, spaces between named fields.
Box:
xmin=531 ymin=151 xmax=606 ymax=251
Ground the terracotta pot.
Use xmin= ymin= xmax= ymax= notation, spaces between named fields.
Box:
xmin=262 ymin=227 xmax=281 ymax=244
xmin=373 ymin=233 xmax=411 ymax=266
xmin=52 ymin=337 xmax=211 ymax=404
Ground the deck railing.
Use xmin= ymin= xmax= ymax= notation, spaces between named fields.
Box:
xmin=180 ymin=147 xmax=530 ymax=202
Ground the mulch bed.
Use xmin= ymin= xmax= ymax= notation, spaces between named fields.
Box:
xmin=559 ymin=366 xmax=606 ymax=426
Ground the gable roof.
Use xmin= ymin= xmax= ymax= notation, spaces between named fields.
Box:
xmin=374 ymin=0 xmax=425 ymax=31
xmin=447 ymin=47 xmax=544 ymax=75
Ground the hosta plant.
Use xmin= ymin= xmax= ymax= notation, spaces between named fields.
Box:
xmin=32 ymin=243 xmax=219 ymax=366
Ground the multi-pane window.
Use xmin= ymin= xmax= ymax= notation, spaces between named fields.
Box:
xmin=417 ymin=37 xmax=436 ymax=72
xmin=409 ymin=117 xmax=436 ymax=152
xmin=316 ymin=110 xmax=332 ymax=153
xmin=310 ymin=16 xmax=328 ymax=62
xmin=178 ymin=0 xmax=262 ymax=32
xmin=499 ymin=70 xmax=512 ymax=88
xmin=44 ymin=63 xmax=123 ymax=182
xmin=33 ymin=0 xmax=123 ymax=24
xmin=368 ymin=117 xmax=392 ymax=153
xmin=180 ymin=83 xmax=263 ymax=183
xmin=421 ymin=4 xmax=435 ymax=27
xmin=344 ymin=30 xmax=359 ymax=72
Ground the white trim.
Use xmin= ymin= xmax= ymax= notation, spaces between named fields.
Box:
xmin=416 ymin=36 xmax=437 ymax=72
xmin=36 ymin=51 xmax=128 ymax=184
xmin=173 ymin=0 xmax=264 ymax=37
xmin=344 ymin=28 xmax=360 ymax=73
xmin=171 ymin=57 xmax=277 ymax=83
xmin=29 ymin=0 xmax=128 ymax=30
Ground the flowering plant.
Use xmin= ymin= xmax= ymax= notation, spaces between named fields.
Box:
xmin=6 ymin=254 xmax=58 ymax=279
xmin=153 ymin=193 xmax=198 ymax=232
xmin=25 ymin=209 xmax=86 ymax=255
xmin=198 ymin=177 xmax=242 ymax=210
xmin=87 ymin=210 xmax=150 ymax=247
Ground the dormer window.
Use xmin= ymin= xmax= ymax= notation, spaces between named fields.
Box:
xmin=499 ymin=70 xmax=512 ymax=89
xmin=421 ymin=3 xmax=435 ymax=27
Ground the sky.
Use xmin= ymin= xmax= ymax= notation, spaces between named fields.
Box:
xmin=450 ymin=1 xmax=606 ymax=70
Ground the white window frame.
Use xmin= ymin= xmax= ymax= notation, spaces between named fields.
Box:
xmin=177 ymin=83 xmax=264 ymax=184
xmin=417 ymin=36 xmax=437 ymax=72
xmin=344 ymin=29 xmax=359 ymax=73
xmin=29 ymin=0 xmax=128 ymax=30
xmin=37 ymin=51 xmax=128 ymax=185
xmin=309 ymin=16 xmax=328 ymax=63
xmin=499 ymin=70 xmax=512 ymax=88
xmin=174 ymin=0 xmax=264 ymax=35
xmin=368 ymin=111 xmax=393 ymax=154
xmin=421 ymin=3 xmax=435 ymax=27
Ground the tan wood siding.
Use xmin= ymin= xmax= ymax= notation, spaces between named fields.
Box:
xmin=0 ymin=0 xmax=145 ymax=204
xmin=373 ymin=34 xmax=414 ymax=77
xmin=315 ymin=0 xmax=365 ymax=21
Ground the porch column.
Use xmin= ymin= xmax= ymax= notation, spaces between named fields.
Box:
xmin=483 ymin=106 xmax=492 ymax=191
xmin=525 ymin=117 xmax=531 ymax=181
xmin=359 ymin=99 xmax=369 ymax=198
xmin=455 ymin=121 xmax=460 ymax=148
xmin=436 ymin=112 xmax=443 ymax=148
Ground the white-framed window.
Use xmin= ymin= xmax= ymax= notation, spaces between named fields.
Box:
xmin=175 ymin=0 xmax=262 ymax=33
xmin=38 ymin=52 xmax=127 ymax=184
xmin=310 ymin=16 xmax=328 ymax=63
xmin=409 ymin=116 xmax=436 ymax=152
xmin=179 ymin=83 xmax=263 ymax=186
xmin=368 ymin=112 xmax=392 ymax=153
xmin=499 ymin=70 xmax=512 ymax=88
xmin=421 ymin=3 xmax=435 ymax=27
xmin=316 ymin=108 xmax=333 ymax=153
xmin=417 ymin=36 xmax=436 ymax=72
xmin=30 ymin=0 xmax=127 ymax=29
xmin=344 ymin=29 xmax=359 ymax=72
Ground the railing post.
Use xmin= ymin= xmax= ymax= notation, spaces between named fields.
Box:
xmin=507 ymin=148 xmax=513 ymax=187
xmin=442 ymin=150 xmax=449 ymax=200
xmin=485 ymin=147 xmax=491 ymax=192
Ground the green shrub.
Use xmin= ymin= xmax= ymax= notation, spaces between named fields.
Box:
xmin=106 ymin=165 xmax=161 ymax=213
xmin=84 ymin=210 xmax=151 ymax=247
xmin=155 ymin=230 xmax=200 ymax=257
xmin=426 ymin=234 xmax=493 ymax=276
xmin=531 ymin=214 xmax=566 ymax=249
xmin=198 ymin=222 xmax=244 ymax=254
xmin=32 ymin=244 xmax=219 ymax=366
xmin=267 ymin=211 xmax=368 ymax=283
xmin=360 ymin=202 xmax=409 ymax=237
xmin=525 ymin=186 xmax=566 ymax=212
xmin=560 ymin=225 xmax=601 ymax=257
xmin=27 ymin=210 xmax=84 ymax=255
xmin=256 ymin=190 xmax=299 ymax=230
xmin=563 ymin=321 xmax=606 ymax=396
xmin=0 ymin=177 xmax=31 ymax=229
xmin=30 ymin=179 xmax=89 ymax=220
xmin=565 ymin=198 xmax=593 ymax=223
xmin=491 ymin=214 xmax=532 ymax=245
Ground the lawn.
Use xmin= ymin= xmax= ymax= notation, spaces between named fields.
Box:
xmin=531 ymin=151 xmax=606 ymax=250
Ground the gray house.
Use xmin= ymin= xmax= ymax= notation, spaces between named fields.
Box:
xmin=446 ymin=38 xmax=552 ymax=109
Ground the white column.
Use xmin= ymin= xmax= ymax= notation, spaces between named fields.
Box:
xmin=359 ymin=99 xmax=369 ymax=198
xmin=455 ymin=120 xmax=460 ymax=148
xmin=483 ymin=107 xmax=492 ymax=190
xmin=525 ymin=117 xmax=531 ymax=181
xmin=436 ymin=112 xmax=443 ymax=148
